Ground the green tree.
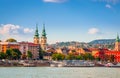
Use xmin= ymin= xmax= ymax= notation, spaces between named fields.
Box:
xmin=66 ymin=53 xmax=75 ymax=60
xmin=6 ymin=38 xmax=17 ymax=42
xmin=6 ymin=49 xmax=12 ymax=59
xmin=12 ymin=49 xmax=22 ymax=59
xmin=6 ymin=48 xmax=21 ymax=60
xmin=95 ymin=57 xmax=101 ymax=61
xmin=27 ymin=51 xmax=33 ymax=59
xmin=75 ymin=55 xmax=83 ymax=60
xmin=52 ymin=53 xmax=65 ymax=60
xmin=0 ymin=52 xmax=6 ymax=59
xmin=52 ymin=53 xmax=57 ymax=60
xmin=39 ymin=46 xmax=45 ymax=59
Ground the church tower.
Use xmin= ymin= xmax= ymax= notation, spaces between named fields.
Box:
xmin=34 ymin=24 xmax=39 ymax=44
xmin=40 ymin=24 xmax=47 ymax=50
xmin=115 ymin=34 xmax=120 ymax=51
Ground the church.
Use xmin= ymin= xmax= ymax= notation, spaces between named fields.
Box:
xmin=33 ymin=24 xmax=47 ymax=51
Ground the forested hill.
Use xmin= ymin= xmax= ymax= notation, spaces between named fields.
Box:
xmin=88 ymin=39 xmax=115 ymax=45
xmin=49 ymin=39 xmax=116 ymax=48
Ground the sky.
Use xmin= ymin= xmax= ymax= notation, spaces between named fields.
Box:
xmin=0 ymin=0 xmax=120 ymax=44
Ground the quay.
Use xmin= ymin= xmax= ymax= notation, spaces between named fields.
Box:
xmin=0 ymin=60 xmax=120 ymax=67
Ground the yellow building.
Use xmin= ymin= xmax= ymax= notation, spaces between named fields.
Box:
xmin=0 ymin=42 xmax=19 ymax=53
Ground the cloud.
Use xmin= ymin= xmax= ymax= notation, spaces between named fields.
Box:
xmin=105 ymin=4 xmax=112 ymax=8
xmin=0 ymin=24 xmax=34 ymax=42
xmin=24 ymin=28 xmax=33 ymax=33
xmin=93 ymin=0 xmax=120 ymax=4
xmin=43 ymin=0 xmax=68 ymax=3
xmin=88 ymin=28 xmax=100 ymax=34
xmin=0 ymin=24 xmax=20 ymax=35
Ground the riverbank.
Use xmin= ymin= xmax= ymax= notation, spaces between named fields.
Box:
xmin=0 ymin=60 xmax=120 ymax=67
xmin=0 ymin=60 xmax=50 ymax=67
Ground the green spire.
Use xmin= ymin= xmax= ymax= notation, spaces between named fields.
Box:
xmin=116 ymin=33 xmax=120 ymax=42
xmin=34 ymin=24 xmax=39 ymax=38
xmin=41 ymin=23 xmax=47 ymax=37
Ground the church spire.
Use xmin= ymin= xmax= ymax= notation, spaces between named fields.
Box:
xmin=41 ymin=23 xmax=46 ymax=37
xmin=34 ymin=24 xmax=39 ymax=38
xmin=40 ymin=23 xmax=47 ymax=50
xmin=116 ymin=33 xmax=120 ymax=42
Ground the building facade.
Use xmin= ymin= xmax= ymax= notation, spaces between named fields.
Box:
xmin=94 ymin=34 xmax=120 ymax=62
xmin=0 ymin=42 xmax=20 ymax=53
xmin=19 ymin=42 xmax=39 ymax=59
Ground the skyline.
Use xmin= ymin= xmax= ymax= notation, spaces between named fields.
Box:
xmin=0 ymin=0 xmax=120 ymax=44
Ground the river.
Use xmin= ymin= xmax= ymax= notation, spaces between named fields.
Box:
xmin=0 ymin=67 xmax=120 ymax=78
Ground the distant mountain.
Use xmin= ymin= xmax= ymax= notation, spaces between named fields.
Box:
xmin=49 ymin=39 xmax=116 ymax=48
xmin=49 ymin=41 xmax=87 ymax=48
xmin=88 ymin=39 xmax=115 ymax=45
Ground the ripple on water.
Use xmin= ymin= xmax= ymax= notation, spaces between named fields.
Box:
xmin=0 ymin=67 xmax=120 ymax=78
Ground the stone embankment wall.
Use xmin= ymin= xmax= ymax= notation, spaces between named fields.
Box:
xmin=0 ymin=60 xmax=50 ymax=67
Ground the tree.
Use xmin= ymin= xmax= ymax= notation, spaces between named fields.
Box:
xmin=52 ymin=53 xmax=57 ymax=60
xmin=6 ymin=49 xmax=12 ymax=59
xmin=6 ymin=48 xmax=21 ymax=60
xmin=0 ymin=52 xmax=6 ymax=59
xmin=6 ymin=38 xmax=17 ymax=42
xmin=95 ymin=57 xmax=101 ymax=61
xmin=12 ymin=49 xmax=22 ymax=59
xmin=66 ymin=53 xmax=76 ymax=60
xmin=38 ymin=46 xmax=45 ymax=59
xmin=27 ymin=51 xmax=33 ymax=59
xmin=83 ymin=53 xmax=94 ymax=60
xmin=52 ymin=53 xmax=65 ymax=60
xmin=75 ymin=55 xmax=83 ymax=60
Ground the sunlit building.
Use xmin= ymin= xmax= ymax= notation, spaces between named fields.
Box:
xmin=94 ymin=34 xmax=120 ymax=62
xmin=33 ymin=24 xmax=47 ymax=51
xmin=19 ymin=42 xmax=39 ymax=59
xmin=0 ymin=42 xmax=19 ymax=53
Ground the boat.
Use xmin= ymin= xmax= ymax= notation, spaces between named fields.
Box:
xmin=105 ymin=63 xmax=120 ymax=67
xmin=50 ymin=61 xmax=64 ymax=67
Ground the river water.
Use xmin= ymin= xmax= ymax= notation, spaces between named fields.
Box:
xmin=0 ymin=67 xmax=120 ymax=78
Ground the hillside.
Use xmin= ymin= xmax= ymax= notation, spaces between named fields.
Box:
xmin=88 ymin=39 xmax=115 ymax=45
xmin=49 ymin=39 xmax=116 ymax=49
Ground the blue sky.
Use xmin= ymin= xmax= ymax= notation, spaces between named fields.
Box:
xmin=0 ymin=0 xmax=120 ymax=44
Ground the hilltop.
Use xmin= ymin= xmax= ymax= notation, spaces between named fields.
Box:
xmin=49 ymin=39 xmax=115 ymax=49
